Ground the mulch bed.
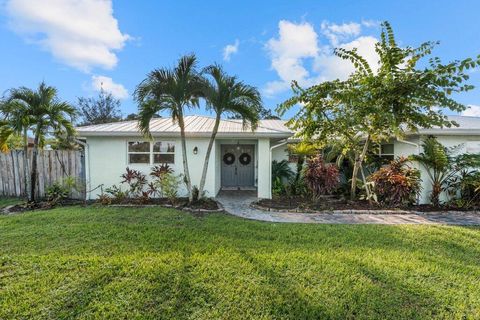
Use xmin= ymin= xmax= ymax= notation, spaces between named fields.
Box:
xmin=255 ymin=196 xmax=480 ymax=214
xmin=2 ymin=198 xmax=222 ymax=215
xmin=103 ymin=197 xmax=222 ymax=213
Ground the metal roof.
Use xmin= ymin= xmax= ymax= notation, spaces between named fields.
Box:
xmin=76 ymin=115 xmax=293 ymax=137
xmin=76 ymin=115 xmax=480 ymax=138
xmin=415 ymin=115 xmax=480 ymax=135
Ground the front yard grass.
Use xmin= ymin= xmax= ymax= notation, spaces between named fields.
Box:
xmin=0 ymin=206 xmax=479 ymax=319
xmin=0 ymin=197 xmax=24 ymax=208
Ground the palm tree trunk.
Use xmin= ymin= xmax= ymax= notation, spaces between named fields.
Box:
xmin=350 ymin=135 xmax=370 ymax=200
xmin=30 ymin=130 xmax=40 ymax=202
xmin=198 ymin=114 xmax=221 ymax=199
xmin=23 ymin=128 xmax=30 ymax=201
xmin=178 ymin=115 xmax=193 ymax=203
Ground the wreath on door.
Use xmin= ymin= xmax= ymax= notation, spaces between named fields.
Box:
xmin=223 ymin=153 xmax=235 ymax=165
xmin=239 ymin=153 xmax=251 ymax=165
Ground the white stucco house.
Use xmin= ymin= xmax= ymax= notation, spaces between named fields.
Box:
xmin=77 ymin=115 xmax=294 ymax=200
xmin=77 ymin=114 xmax=480 ymax=204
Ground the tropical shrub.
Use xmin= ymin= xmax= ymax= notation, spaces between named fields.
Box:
xmin=150 ymin=164 xmax=173 ymax=178
xmin=104 ymin=185 xmax=128 ymax=203
xmin=158 ymin=173 xmax=182 ymax=205
xmin=369 ymin=157 xmax=421 ymax=207
xmin=411 ymin=136 xmax=480 ymax=206
xmin=45 ymin=182 xmax=69 ymax=204
xmin=272 ymin=160 xmax=294 ymax=183
xmin=121 ymin=167 xmax=147 ymax=198
xmin=446 ymin=170 xmax=480 ymax=208
xmin=304 ymin=155 xmax=340 ymax=199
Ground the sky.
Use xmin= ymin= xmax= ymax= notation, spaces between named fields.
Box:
xmin=1 ymin=0 xmax=480 ymax=120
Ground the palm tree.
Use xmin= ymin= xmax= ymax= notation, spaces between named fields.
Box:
xmin=134 ymin=54 xmax=206 ymax=202
xmin=199 ymin=65 xmax=261 ymax=198
xmin=0 ymin=82 xmax=76 ymax=202
xmin=0 ymin=99 xmax=34 ymax=200
xmin=411 ymin=136 xmax=480 ymax=207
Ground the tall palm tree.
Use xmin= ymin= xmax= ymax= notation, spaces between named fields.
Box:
xmin=199 ymin=65 xmax=261 ymax=198
xmin=134 ymin=54 xmax=206 ymax=202
xmin=1 ymin=82 xmax=76 ymax=202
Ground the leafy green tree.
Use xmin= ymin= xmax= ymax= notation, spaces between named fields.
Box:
xmin=278 ymin=21 xmax=479 ymax=200
xmin=77 ymin=89 xmax=122 ymax=125
xmin=134 ymin=54 xmax=206 ymax=202
xmin=199 ymin=65 xmax=261 ymax=199
xmin=411 ymin=136 xmax=480 ymax=207
xmin=1 ymin=82 xmax=76 ymax=202
xmin=1 ymin=96 xmax=35 ymax=200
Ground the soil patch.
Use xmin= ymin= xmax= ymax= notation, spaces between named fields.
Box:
xmin=255 ymin=196 xmax=480 ymax=213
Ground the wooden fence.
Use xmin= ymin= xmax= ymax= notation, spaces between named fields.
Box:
xmin=0 ymin=150 xmax=85 ymax=199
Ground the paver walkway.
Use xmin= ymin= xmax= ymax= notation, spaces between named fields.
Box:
xmin=216 ymin=191 xmax=480 ymax=225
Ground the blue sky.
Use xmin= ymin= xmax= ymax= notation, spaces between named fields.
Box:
xmin=1 ymin=0 xmax=480 ymax=119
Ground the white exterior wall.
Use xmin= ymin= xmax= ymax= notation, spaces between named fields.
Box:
xmin=86 ymin=136 xmax=291 ymax=200
xmin=393 ymin=135 xmax=480 ymax=204
xmin=86 ymin=136 xmax=217 ymax=199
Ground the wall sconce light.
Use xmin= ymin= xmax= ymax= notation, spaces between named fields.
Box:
xmin=193 ymin=146 xmax=198 ymax=155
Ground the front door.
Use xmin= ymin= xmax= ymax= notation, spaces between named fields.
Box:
xmin=221 ymin=144 xmax=255 ymax=189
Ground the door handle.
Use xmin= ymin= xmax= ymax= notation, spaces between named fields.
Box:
xmin=235 ymin=166 xmax=237 ymax=175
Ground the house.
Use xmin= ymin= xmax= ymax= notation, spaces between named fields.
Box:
xmin=379 ymin=115 xmax=480 ymax=204
xmin=77 ymin=115 xmax=293 ymax=200
xmin=77 ymin=114 xmax=480 ymax=204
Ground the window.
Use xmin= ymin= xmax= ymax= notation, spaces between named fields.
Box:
xmin=128 ymin=141 xmax=150 ymax=164
xmin=379 ymin=143 xmax=394 ymax=161
xmin=127 ymin=141 xmax=175 ymax=164
xmin=153 ymin=141 xmax=175 ymax=164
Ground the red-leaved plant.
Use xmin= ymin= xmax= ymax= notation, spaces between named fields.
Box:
xmin=368 ymin=157 xmax=421 ymax=207
xmin=121 ymin=167 xmax=147 ymax=197
xmin=304 ymin=155 xmax=340 ymax=200
xmin=150 ymin=164 xmax=173 ymax=178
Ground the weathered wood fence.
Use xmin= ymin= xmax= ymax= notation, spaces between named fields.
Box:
xmin=0 ymin=150 xmax=85 ymax=199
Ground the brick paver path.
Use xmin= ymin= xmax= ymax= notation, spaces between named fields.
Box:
xmin=216 ymin=191 xmax=480 ymax=225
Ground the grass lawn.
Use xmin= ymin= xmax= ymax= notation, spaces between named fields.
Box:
xmin=0 ymin=197 xmax=24 ymax=208
xmin=0 ymin=206 xmax=479 ymax=319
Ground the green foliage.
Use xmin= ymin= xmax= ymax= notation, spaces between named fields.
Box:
xmin=0 ymin=82 xmax=77 ymax=202
xmin=104 ymin=185 xmax=128 ymax=204
xmin=134 ymin=54 xmax=205 ymax=201
xmin=45 ymin=182 xmax=69 ymax=204
xmin=77 ymin=89 xmax=122 ymax=126
xmin=411 ymin=136 xmax=480 ymax=207
xmin=369 ymin=157 xmax=421 ymax=207
xmin=272 ymin=160 xmax=294 ymax=183
xmin=157 ymin=173 xmax=182 ymax=205
xmin=1 ymin=206 xmax=480 ymax=318
xmin=278 ymin=21 xmax=479 ymax=200
xmin=446 ymin=170 xmax=480 ymax=208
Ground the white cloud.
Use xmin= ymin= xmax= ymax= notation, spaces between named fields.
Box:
xmin=462 ymin=105 xmax=480 ymax=117
xmin=321 ymin=21 xmax=361 ymax=46
xmin=264 ymin=19 xmax=379 ymax=97
xmin=91 ymin=75 xmax=128 ymax=99
xmin=223 ymin=39 xmax=240 ymax=61
xmin=6 ymin=0 xmax=130 ymax=72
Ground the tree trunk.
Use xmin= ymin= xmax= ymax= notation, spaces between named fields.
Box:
xmin=23 ymin=127 xmax=30 ymax=201
xmin=178 ymin=114 xmax=193 ymax=203
xmin=198 ymin=114 xmax=220 ymax=199
xmin=350 ymin=135 xmax=370 ymax=200
xmin=29 ymin=131 xmax=40 ymax=202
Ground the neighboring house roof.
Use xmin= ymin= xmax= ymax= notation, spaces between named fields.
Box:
xmin=414 ymin=115 xmax=480 ymax=136
xmin=76 ymin=115 xmax=293 ymax=138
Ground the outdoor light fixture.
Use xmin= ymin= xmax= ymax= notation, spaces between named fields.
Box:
xmin=193 ymin=146 xmax=198 ymax=155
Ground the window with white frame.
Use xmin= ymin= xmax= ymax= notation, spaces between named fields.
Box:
xmin=127 ymin=141 xmax=175 ymax=164
xmin=379 ymin=143 xmax=394 ymax=161
xmin=128 ymin=141 xmax=150 ymax=164
xmin=153 ymin=141 xmax=175 ymax=164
